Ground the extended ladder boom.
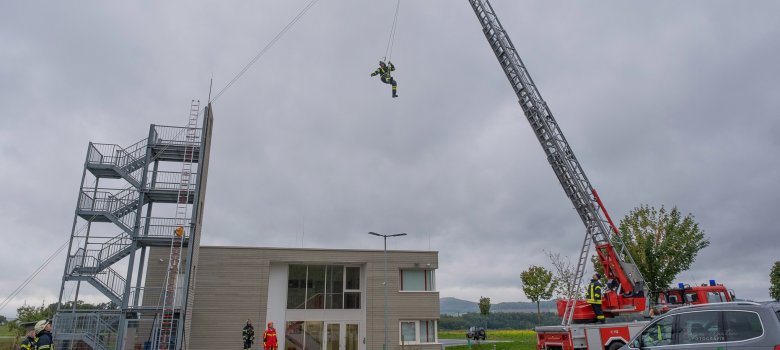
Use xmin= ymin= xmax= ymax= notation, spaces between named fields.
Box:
xmin=467 ymin=0 xmax=646 ymax=324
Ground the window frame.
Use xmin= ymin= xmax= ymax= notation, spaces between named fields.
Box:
xmin=723 ymin=310 xmax=764 ymax=342
xmin=286 ymin=264 xmax=362 ymax=310
xmin=399 ymin=269 xmax=436 ymax=292
xmin=398 ymin=320 xmax=437 ymax=345
xmin=676 ymin=310 xmax=724 ymax=345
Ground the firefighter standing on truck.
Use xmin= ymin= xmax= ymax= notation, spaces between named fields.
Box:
xmin=587 ymin=273 xmax=605 ymax=323
xmin=263 ymin=321 xmax=278 ymax=350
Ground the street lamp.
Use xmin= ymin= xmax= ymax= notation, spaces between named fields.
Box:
xmin=368 ymin=231 xmax=407 ymax=350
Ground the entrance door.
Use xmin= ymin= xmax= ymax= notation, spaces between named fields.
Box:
xmin=344 ymin=323 xmax=359 ymax=350
xmin=325 ymin=322 xmax=341 ymax=350
xmin=324 ymin=322 xmax=360 ymax=350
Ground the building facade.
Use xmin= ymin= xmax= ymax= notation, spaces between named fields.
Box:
xmin=144 ymin=246 xmax=440 ymax=350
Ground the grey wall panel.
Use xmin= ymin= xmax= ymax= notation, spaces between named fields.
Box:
xmin=146 ymin=246 xmax=439 ymax=350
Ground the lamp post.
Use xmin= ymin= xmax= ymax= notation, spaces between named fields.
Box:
xmin=368 ymin=231 xmax=407 ymax=350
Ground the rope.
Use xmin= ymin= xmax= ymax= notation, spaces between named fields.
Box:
xmin=210 ymin=0 xmax=322 ymax=103
xmin=0 ymin=237 xmax=70 ymax=312
xmin=383 ymin=0 xmax=401 ymax=62
xmin=0 ymin=110 xmax=199 ymax=314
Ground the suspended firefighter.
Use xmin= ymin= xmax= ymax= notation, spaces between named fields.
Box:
xmin=371 ymin=61 xmax=398 ymax=98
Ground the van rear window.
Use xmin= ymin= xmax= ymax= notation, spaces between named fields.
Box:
xmin=724 ymin=311 xmax=762 ymax=341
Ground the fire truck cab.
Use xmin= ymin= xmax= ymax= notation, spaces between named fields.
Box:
xmin=653 ymin=280 xmax=735 ymax=314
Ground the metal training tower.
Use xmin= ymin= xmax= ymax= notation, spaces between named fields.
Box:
xmin=54 ymin=101 xmax=214 ymax=349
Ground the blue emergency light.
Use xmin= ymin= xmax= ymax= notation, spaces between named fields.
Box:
xmin=709 ymin=279 xmax=716 ymax=286
xmin=678 ymin=282 xmax=685 ymax=288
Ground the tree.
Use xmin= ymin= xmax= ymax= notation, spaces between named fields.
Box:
xmin=770 ymin=261 xmax=780 ymax=301
xmin=598 ymin=205 xmax=709 ymax=300
xmin=520 ymin=265 xmax=556 ymax=324
xmin=478 ymin=296 xmax=491 ymax=328
xmin=545 ymin=250 xmax=584 ymax=299
xmin=5 ymin=302 xmax=54 ymax=348
xmin=0 ymin=315 xmax=7 ymax=324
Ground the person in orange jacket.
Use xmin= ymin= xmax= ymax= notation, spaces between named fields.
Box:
xmin=263 ymin=321 xmax=278 ymax=350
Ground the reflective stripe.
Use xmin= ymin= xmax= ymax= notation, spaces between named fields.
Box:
xmin=587 ymin=282 xmax=602 ymax=304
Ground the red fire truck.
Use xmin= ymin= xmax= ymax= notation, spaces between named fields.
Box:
xmin=465 ymin=1 xmax=734 ymax=349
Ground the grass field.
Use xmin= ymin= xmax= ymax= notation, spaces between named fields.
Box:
xmin=0 ymin=324 xmax=13 ymax=336
xmin=439 ymin=329 xmax=537 ymax=350
xmin=0 ymin=324 xmax=18 ymax=350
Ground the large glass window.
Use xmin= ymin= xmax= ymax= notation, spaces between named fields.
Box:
xmin=287 ymin=265 xmax=361 ymax=310
xmin=420 ymin=320 xmax=436 ymax=343
xmin=400 ymin=321 xmax=416 ymax=344
xmin=307 ymin=265 xmax=326 ymax=309
xmin=284 ymin=321 xmax=324 ymax=350
xmin=287 ymin=265 xmax=307 ymax=309
xmin=285 ymin=321 xmax=304 ymax=349
xmin=724 ymin=311 xmax=762 ymax=341
xmin=345 ymin=266 xmax=360 ymax=290
xmin=325 ymin=266 xmax=344 ymax=309
xmin=399 ymin=320 xmax=437 ymax=344
xmin=400 ymin=269 xmax=435 ymax=291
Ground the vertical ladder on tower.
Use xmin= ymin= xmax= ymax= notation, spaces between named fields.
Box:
xmin=155 ymin=100 xmax=200 ymax=350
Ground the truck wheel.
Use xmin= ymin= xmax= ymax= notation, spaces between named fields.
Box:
xmin=606 ymin=342 xmax=624 ymax=350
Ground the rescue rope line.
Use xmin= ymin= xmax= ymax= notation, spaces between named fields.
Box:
xmin=0 ymin=238 xmax=70 ymax=312
xmin=383 ymin=0 xmax=401 ymax=62
xmin=0 ymin=121 xmax=195 ymax=313
xmin=210 ymin=0 xmax=322 ymax=103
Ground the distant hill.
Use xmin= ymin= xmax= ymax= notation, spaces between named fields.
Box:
xmin=441 ymin=297 xmax=557 ymax=315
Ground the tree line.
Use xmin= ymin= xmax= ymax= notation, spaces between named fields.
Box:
xmin=438 ymin=311 xmax=560 ymax=331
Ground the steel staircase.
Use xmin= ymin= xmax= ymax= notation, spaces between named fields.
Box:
xmin=65 ymin=252 xmax=126 ymax=304
xmin=55 ymin=312 xmax=120 ymax=350
xmin=86 ymin=138 xmax=149 ymax=188
xmin=57 ymin=102 xmax=207 ymax=350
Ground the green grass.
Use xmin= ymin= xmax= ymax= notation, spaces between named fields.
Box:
xmin=0 ymin=324 xmax=13 ymax=336
xmin=439 ymin=329 xmax=537 ymax=350
xmin=0 ymin=324 xmax=19 ymax=350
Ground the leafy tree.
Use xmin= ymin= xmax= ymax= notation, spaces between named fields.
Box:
xmin=5 ymin=302 xmax=54 ymax=347
xmin=0 ymin=315 xmax=7 ymax=324
xmin=770 ymin=261 xmax=780 ymax=301
xmin=520 ymin=265 xmax=556 ymax=324
xmin=596 ymin=205 xmax=709 ymax=300
xmin=478 ymin=296 xmax=490 ymax=328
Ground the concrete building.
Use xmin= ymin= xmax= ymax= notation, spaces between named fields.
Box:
xmin=143 ymin=246 xmax=440 ymax=350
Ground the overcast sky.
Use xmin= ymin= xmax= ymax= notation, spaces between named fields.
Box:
xmin=2 ymin=1 xmax=779 ymax=317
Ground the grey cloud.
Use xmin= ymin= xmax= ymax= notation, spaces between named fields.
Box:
xmin=2 ymin=0 xmax=780 ymax=317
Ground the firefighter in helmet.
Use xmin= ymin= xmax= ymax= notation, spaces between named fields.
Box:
xmin=587 ymin=273 xmax=605 ymax=323
xmin=34 ymin=319 xmax=53 ymax=350
xmin=242 ymin=319 xmax=255 ymax=349
xmin=19 ymin=322 xmax=37 ymax=350
xmin=371 ymin=61 xmax=398 ymax=98
xmin=263 ymin=321 xmax=278 ymax=350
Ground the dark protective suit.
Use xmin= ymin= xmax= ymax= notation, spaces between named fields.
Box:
xmin=243 ymin=323 xmax=255 ymax=349
xmin=35 ymin=331 xmax=53 ymax=350
xmin=587 ymin=279 xmax=605 ymax=323
xmin=371 ymin=62 xmax=398 ymax=97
